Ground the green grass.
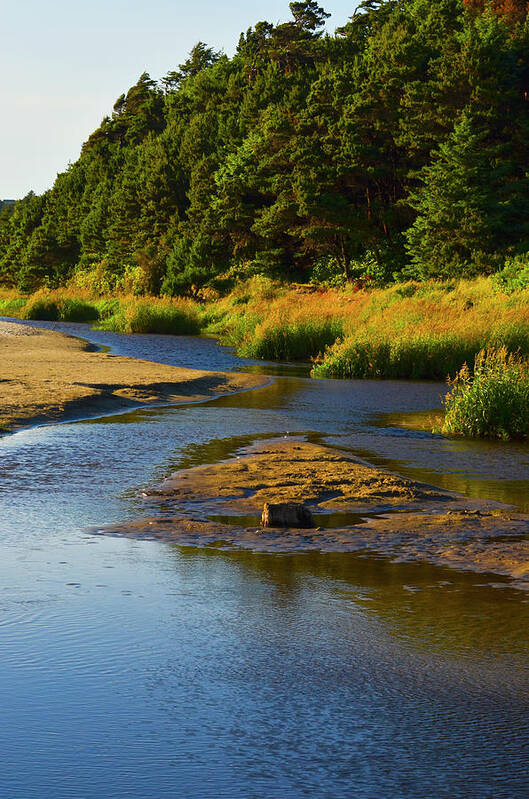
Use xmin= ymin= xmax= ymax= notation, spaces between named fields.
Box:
xmin=0 ymin=296 xmax=27 ymax=316
xmin=97 ymin=301 xmax=201 ymax=335
xmin=20 ymin=295 xmax=100 ymax=322
xmin=239 ymin=319 xmax=344 ymax=361
xmin=0 ymin=289 xmax=200 ymax=336
xmin=441 ymin=348 xmax=529 ymax=440
xmin=5 ymin=276 xmax=529 ymax=387
xmin=58 ymin=298 xmax=100 ymax=322
xmin=22 ymin=296 xmax=61 ymax=321
xmin=311 ymin=333 xmax=481 ymax=380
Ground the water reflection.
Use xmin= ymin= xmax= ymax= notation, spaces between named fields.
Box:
xmin=1 ymin=323 xmax=529 ymax=797
xmin=172 ymin=546 xmax=529 ymax=660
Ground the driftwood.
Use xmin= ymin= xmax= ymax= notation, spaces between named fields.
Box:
xmin=261 ymin=502 xmax=314 ymax=529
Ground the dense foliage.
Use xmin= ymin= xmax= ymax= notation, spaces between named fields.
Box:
xmin=442 ymin=348 xmax=529 ymax=439
xmin=2 ymin=0 xmax=529 ymax=294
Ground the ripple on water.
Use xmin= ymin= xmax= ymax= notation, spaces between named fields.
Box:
xmin=0 ymin=323 xmax=528 ymax=798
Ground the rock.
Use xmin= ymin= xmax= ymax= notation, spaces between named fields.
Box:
xmin=261 ymin=503 xmax=314 ymax=529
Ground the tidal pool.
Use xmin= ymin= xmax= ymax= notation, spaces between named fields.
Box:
xmin=0 ymin=323 xmax=528 ymax=798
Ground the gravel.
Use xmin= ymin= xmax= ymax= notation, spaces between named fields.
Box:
xmin=0 ymin=321 xmax=39 ymax=337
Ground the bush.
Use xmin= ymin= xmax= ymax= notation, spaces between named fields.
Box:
xmin=441 ymin=348 xmax=529 ymax=440
xmin=492 ymin=255 xmax=529 ymax=294
xmin=310 ymin=256 xmax=346 ymax=287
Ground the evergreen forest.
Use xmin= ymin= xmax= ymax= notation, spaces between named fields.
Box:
xmin=2 ymin=0 xmax=529 ymax=295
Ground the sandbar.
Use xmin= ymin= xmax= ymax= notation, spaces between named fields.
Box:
xmin=0 ymin=321 xmax=267 ymax=432
xmin=97 ymin=439 xmax=529 ymax=589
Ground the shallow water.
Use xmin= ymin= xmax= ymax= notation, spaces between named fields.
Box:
xmin=1 ymin=321 xmax=529 ymax=798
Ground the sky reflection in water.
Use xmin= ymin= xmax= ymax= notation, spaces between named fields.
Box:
xmin=0 ymin=323 xmax=528 ymax=798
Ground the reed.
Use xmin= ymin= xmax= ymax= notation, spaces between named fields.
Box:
xmin=97 ymin=298 xmax=201 ymax=335
xmin=441 ymin=348 xmax=529 ymax=440
xmin=21 ymin=291 xmax=100 ymax=322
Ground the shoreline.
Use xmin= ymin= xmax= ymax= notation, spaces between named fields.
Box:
xmin=0 ymin=321 xmax=270 ymax=435
xmin=4 ymin=319 xmax=529 ymax=588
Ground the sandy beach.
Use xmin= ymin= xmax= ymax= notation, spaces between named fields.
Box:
xmin=0 ymin=321 xmax=267 ymax=432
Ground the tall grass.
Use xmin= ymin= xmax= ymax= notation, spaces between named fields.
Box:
xmin=441 ymin=348 xmax=529 ymax=440
xmin=0 ymin=293 xmax=27 ymax=317
xmin=239 ymin=319 xmax=344 ymax=361
xmin=96 ymin=299 xmax=200 ymax=335
xmin=203 ymin=278 xmax=347 ymax=360
xmin=310 ymin=278 xmax=529 ymax=379
xmin=311 ymin=334 xmax=482 ymax=380
xmin=22 ymin=294 xmax=99 ymax=322
xmin=0 ymin=289 xmax=200 ymax=336
xmin=4 ymin=276 xmax=529 ymax=383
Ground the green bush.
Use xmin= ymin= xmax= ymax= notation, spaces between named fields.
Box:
xmin=441 ymin=348 xmax=529 ymax=440
xmin=310 ymin=256 xmax=346 ymax=287
xmin=492 ymin=255 xmax=529 ymax=294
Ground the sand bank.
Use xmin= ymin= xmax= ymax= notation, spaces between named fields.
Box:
xmin=0 ymin=321 xmax=267 ymax=432
xmin=97 ymin=439 xmax=529 ymax=589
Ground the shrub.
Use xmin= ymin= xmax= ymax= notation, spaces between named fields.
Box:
xmin=492 ymin=255 xmax=529 ymax=294
xmin=310 ymin=256 xmax=346 ymax=287
xmin=441 ymin=348 xmax=529 ymax=440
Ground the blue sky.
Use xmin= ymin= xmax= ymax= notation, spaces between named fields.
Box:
xmin=1 ymin=1 xmax=354 ymax=199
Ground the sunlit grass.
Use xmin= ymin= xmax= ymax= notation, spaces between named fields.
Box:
xmin=441 ymin=348 xmax=529 ymax=440
xmin=3 ymin=276 xmax=529 ymax=382
xmin=20 ymin=290 xmax=100 ymax=322
xmin=96 ymin=298 xmax=201 ymax=335
xmin=0 ymin=289 xmax=201 ymax=336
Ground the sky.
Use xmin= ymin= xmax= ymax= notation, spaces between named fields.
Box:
xmin=1 ymin=0 xmax=355 ymax=199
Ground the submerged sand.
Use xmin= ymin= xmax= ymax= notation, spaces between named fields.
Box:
xmin=3 ymin=321 xmax=527 ymax=587
xmin=97 ymin=439 xmax=529 ymax=589
xmin=0 ymin=321 xmax=266 ymax=432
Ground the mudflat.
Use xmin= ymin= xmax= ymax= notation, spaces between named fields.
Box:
xmin=99 ymin=439 xmax=529 ymax=589
xmin=0 ymin=321 xmax=267 ymax=432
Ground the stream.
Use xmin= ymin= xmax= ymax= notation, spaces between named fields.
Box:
xmin=1 ymin=320 xmax=528 ymax=798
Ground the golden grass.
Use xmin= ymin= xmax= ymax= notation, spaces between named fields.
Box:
xmin=3 ymin=276 xmax=529 ymax=379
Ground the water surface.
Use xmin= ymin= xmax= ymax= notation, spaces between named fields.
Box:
xmin=1 ymin=322 xmax=528 ymax=798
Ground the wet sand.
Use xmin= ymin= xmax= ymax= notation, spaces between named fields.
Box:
xmin=0 ymin=321 xmax=267 ymax=432
xmin=97 ymin=439 xmax=529 ymax=589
